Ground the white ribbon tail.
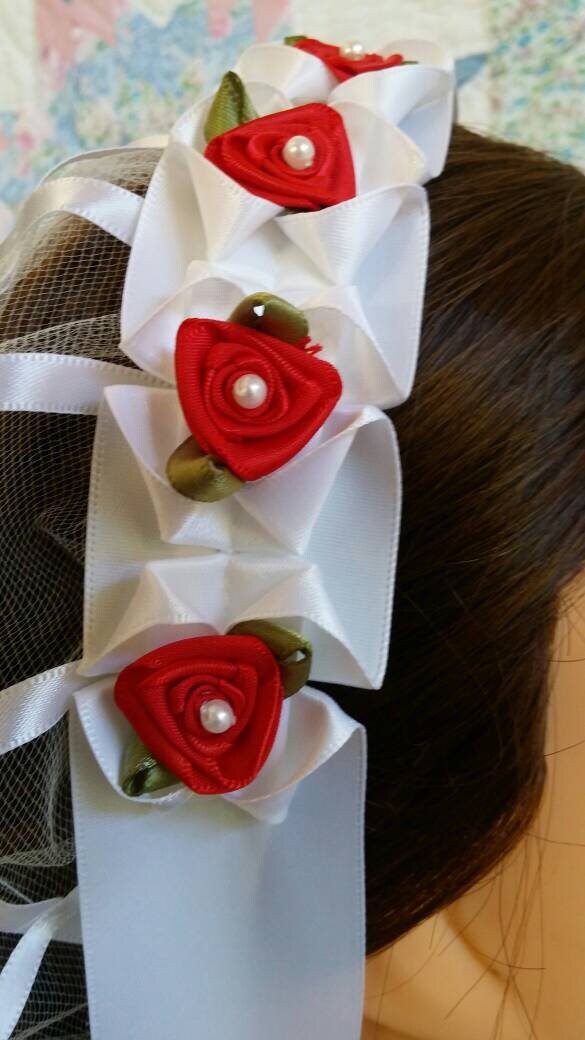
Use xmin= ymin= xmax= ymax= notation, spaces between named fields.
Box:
xmin=69 ymin=693 xmax=367 ymax=1039
xmin=0 ymin=889 xmax=80 ymax=1040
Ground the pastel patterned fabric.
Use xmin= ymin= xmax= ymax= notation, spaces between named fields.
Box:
xmin=490 ymin=0 xmax=585 ymax=167
xmin=0 ymin=0 xmax=583 ymax=215
xmin=0 ymin=1 xmax=292 ymax=207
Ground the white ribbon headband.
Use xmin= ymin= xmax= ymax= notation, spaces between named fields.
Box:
xmin=0 ymin=35 xmax=454 ymax=1040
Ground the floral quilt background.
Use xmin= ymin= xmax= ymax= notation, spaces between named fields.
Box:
xmin=0 ymin=0 xmax=583 ymax=222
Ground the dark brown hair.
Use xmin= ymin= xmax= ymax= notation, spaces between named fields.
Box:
xmin=2 ymin=127 xmax=585 ymax=962
xmin=331 ymin=125 xmax=585 ymax=952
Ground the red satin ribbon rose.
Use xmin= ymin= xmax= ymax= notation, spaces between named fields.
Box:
xmin=291 ymin=37 xmax=405 ymax=83
xmin=204 ymin=103 xmax=356 ymax=210
xmin=115 ymin=635 xmax=284 ymax=795
xmin=175 ymin=318 xmax=342 ymax=482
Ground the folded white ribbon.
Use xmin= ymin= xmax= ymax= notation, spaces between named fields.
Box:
xmin=81 ymin=550 xmax=384 ymax=689
xmin=120 ymin=90 xmax=429 ymax=408
xmin=82 ymin=396 xmax=400 ymax=689
xmin=105 ymin=385 xmax=398 ymax=552
xmin=74 ymin=677 xmax=361 ymax=825
xmin=235 ymin=39 xmax=455 ymax=179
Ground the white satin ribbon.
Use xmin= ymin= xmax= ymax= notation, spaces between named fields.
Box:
xmin=73 ymin=677 xmax=361 ymax=825
xmin=0 ymin=353 xmax=162 ymax=416
xmin=0 ymin=894 xmax=81 ymax=944
xmin=69 ymin=699 xmax=366 ymax=1040
xmin=120 ymin=149 xmax=428 ymax=406
xmin=235 ymin=39 xmax=455 ymax=179
xmin=105 ymin=386 xmax=397 ymax=553
xmin=82 ymin=398 xmax=400 ymax=689
xmin=119 ymin=94 xmax=429 ymax=408
xmin=0 ymin=662 xmax=85 ymax=754
xmin=0 ymin=889 xmax=81 ymax=1040
xmin=331 ymin=66 xmax=455 ymax=181
xmin=0 ymin=177 xmax=142 ymax=265
xmin=44 ymin=143 xmax=164 ymax=183
xmin=80 ymin=549 xmax=364 ymax=684
xmin=235 ymin=42 xmax=338 ymax=100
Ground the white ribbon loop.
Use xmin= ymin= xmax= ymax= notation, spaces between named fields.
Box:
xmin=0 ymin=178 xmax=142 ymax=266
xmin=0 ymin=894 xmax=81 ymax=942
xmin=331 ymin=100 xmax=425 ymax=189
xmin=332 ymin=65 xmax=455 ymax=180
xmin=83 ymin=400 xmax=400 ymax=689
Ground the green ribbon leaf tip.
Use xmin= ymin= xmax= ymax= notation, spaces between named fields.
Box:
xmin=121 ymin=733 xmax=179 ymax=797
xmin=229 ymin=619 xmax=312 ymax=696
xmin=229 ymin=293 xmax=309 ymax=346
xmin=204 ymin=71 xmax=259 ymax=143
xmin=284 ymin=35 xmax=308 ymax=46
xmin=167 ymin=436 xmax=244 ymax=503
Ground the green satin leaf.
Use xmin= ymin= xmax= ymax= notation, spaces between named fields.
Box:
xmin=229 ymin=293 xmax=309 ymax=345
xmin=228 ymin=619 xmax=313 ymax=696
xmin=121 ymin=733 xmax=179 ymax=797
xmin=204 ymin=71 xmax=258 ymax=143
xmin=167 ymin=437 xmax=244 ymax=503
xmin=284 ymin=35 xmax=308 ymax=46
xmin=401 ymin=60 xmax=419 ymax=65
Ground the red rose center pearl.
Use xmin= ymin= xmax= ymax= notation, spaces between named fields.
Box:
xmin=282 ymin=135 xmax=316 ymax=171
xmin=339 ymin=40 xmax=366 ymax=60
xmin=232 ymin=373 xmax=268 ymax=409
xmin=200 ymin=699 xmax=236 ymax=734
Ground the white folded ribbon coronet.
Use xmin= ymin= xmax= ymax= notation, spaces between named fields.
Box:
xmin=0 ymin=37 xmax=455 ymax=1040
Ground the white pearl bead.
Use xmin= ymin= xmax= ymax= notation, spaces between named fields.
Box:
xmin=232 ymin=373 xmax=268 ymax=410
xmin=200 ymin=699 xmax=236 ymax=735
xmin=282 ymin=135 xmax=316 ymax=171
xmin=339 ymin=40 xmax=366 ymax=61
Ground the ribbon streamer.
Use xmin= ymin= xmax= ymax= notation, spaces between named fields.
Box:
xmin=0 ymin=890 xmax=80 ymax=1040
xmin=69 ymin=701 xmax=366 ymax=1040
